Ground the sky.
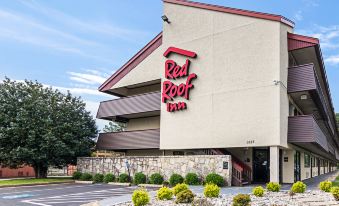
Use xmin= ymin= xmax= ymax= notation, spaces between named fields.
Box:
xmin=0 ymin=0 xmax=339 ymax=131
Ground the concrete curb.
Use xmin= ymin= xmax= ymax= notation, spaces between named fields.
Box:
xmin=0 ymin=181 xmax=75 ymax=188
xmin=75 ymin=180 xmax=94 ymax=184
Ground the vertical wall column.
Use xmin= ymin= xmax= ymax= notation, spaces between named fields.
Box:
xmin=270 ymin=146 xmax=280 ymax=182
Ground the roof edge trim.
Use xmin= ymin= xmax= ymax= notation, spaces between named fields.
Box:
xmin=163 ymin=0 xmax=295 ymax=27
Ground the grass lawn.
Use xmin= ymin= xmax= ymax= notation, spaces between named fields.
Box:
xmin=0 ymin=177 xmax=73 ymax=186
xmin=333 ymin=176 xmax=339 ymax=187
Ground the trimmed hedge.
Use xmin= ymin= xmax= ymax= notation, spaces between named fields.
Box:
xmin=103 ymin=173 xmax=115 ymax=183
xmin=134 ymin=172 xmax=146 ymax=185
xmin=72 ymin=171 xmax=82 ymax=180
xmin=149 ymin=173 xmax=164 ymax=185
xmin=93 ymin=173 xmax=104 ymax=183
xmin=119 ymin=173 xmax=130 ymax=183
xmin=185 ymin=173 xmax=200 ymax=185
xmin=205 ymin=173 xmax=224 ymax=187
xmin=80 ymin=173 xmax=93 ymax=181
xmin=169 ymin=173 xmax=184 ymax=186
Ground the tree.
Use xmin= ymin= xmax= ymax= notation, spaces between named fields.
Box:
xmin=0 ymin=78 xmax=97 ymax=178
xmin=102 ymin=121 xmax=126 ymax=133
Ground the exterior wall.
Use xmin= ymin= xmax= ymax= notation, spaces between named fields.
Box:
xmin=0 ymin=166 xmax=35 ymax=178
xmin=227 ymin=147 xmax=252 ymax=168
xmin=282 ymin=144 xmax=338 ymax=183
xmin=127 ymin=84 xmax=161 ymax=96
xmin=126 ymin=116 xmax=160 ymax=131
xmin=160 ymin=2 xmax=293 ymax=149
xmin=77 ymin=155 xmax=232 ymax=186
xmin=282 ymin=149 xmax=294 ymax=183
xmin=126 ymin=149 xmax=163 ymax=156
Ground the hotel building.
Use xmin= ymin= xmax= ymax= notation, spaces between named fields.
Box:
xmin=95 ymin=0 xmax=338 ymax=185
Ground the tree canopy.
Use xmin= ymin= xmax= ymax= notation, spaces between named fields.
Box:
xmin=0 ymin=78 xmax=97 ymax=178
xmin=102 ymin=121 xmax=126 ymax=133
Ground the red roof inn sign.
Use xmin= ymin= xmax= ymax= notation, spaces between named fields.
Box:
xmin=162 ymin=47 xmax=197 ymax=112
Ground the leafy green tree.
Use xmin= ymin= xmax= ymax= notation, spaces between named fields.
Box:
xmin=336 ymin=113 xmax=339 ymax=129
xmin=0 ymin=78 xmax=97 ymax=178
xmin=102 ymin=121 xmax=125 ymax=132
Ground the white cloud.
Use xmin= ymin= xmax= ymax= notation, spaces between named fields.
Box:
xmin=294 ymin=11 xmax=303 ymax=21
xmin=296 ymin=25 xmax=339 ymax=49
xmin=325 ymin=55 xmax=339 ymax=65
xmin=67 ymin=71 xmax=107 ymax=85
xmin=19 ymin=0 xmax=148 ymax=42
xmin=0 ymin=9 xmax=112 ymax=62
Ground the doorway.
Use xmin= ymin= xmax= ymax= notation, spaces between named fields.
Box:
xmin=253 ymin=148 xmax=269 ymax=183
xmin=294 ymin=151 xmax=301 ymax=182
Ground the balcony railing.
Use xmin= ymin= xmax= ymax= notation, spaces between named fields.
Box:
xmin=97 ymin=92 xmax=161 ymax=120
xmin=288 ymin=115 xmax=329 ymax=152
xmin=288 ymin=64 xmax=334 ymax=135
xmin=96 ymin=129 xmax=160 ymax=150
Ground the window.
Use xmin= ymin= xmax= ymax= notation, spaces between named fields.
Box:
xmin=304 ymin=153 xmax=310 ymax=168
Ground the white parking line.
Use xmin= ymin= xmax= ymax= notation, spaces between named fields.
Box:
xmin=22 ymin=186 xmax=137 ymax=206
xmin=0 ymin=184 xmax=96 ymax=195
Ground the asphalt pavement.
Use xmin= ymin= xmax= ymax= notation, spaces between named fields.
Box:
xmin=0 ymin=183 xmax=137 ymax=206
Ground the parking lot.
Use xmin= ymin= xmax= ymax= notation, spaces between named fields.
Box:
xmin=0 ymin=183 xmax=137 ymax=206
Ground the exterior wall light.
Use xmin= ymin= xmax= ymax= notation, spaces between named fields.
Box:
xmin=300 ymin=94 xmax=308 ymax=100
xmin=161 ymin=15 xmax=170 ymax=24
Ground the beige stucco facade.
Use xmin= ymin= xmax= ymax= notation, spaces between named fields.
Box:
xmin=160 ymin=2 xmax=293 ymax=149
xmin=96 ymin=0 xmax=338 ymax=184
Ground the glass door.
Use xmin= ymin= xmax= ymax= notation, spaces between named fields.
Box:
xmin=294 ymin=151 xmax=301 ymax=182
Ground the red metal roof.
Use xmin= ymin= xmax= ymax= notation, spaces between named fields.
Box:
xmin=164 ymin=0 xmax=294 ymax=27
xmin=98 ymin=32 xmax=162 ymax=93
xmin=288 ymin=33 xmax=319 ymax=51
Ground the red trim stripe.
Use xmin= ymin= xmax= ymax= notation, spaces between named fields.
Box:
xmin=163 ymin=47 xmax=197 ymax=58
xmin=164 ymin=0 xmax=294 ymax=27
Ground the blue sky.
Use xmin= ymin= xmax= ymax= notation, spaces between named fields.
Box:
xmin=1 ymin=0 xmax=339 ymax=130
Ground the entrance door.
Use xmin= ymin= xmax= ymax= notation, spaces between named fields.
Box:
xmin=253 ymin=148 xmax=269 ymax=183
xmin=294 ymin=151 xmax=301 ymax=182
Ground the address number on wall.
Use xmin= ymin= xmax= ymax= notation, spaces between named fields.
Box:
xmin=246 ymin=140 xmax=255 ymax=144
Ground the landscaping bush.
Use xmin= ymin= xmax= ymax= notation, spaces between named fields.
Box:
xmin=266 ymin=182 xmax=281 ymax=192
xmin=330 ymin=186 xmax=339 ymax=201
xmin=204 ymin=183 xmax=220 ymax=198
xmin=72 ymin=171 xmax=82 ymax=180
xmin=156 ymin=187 xmax=173 ymax=200
xmin=149 ymin=173 xmax=164 ymax=185
xmin=319 ymin=180 xmax=332 ymax=192
xmin=132 ymin=188 xmax=150 ymax=206
xmin=93 ymin=173 xmax=104 ymax=183
xmin=169 ymin=173 xmax=184 ymax=186
xmin=162 ymin=180 xmax=170 ymax=187
xmin=205 ymin=173 xmax=224 ymax=187
xmin=185 ymin=173 xmax=200 ymax=185
xmin=134 ymin=172 xmax=146 ymax=185
xmin=175 ymin=189 xmax=195 ymax=204
xmin=291 ymin=181 xmax=306 ymax=193
xmin=232 ymin=194 xmax=251 ymax=206
xmin=252 ymin=186 xmax=264 ymax=197
xmin=80 ymin=173 xmax=93 ymax=181
xmin=119 ymin=173 xmax=130 ymax=183
xmin=103 ymin=173 xmax=115 ymax=183
xmin=173 ymin=183 xmax=189 ymax=196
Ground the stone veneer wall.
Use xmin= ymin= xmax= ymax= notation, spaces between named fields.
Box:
xmin=77 ymin=155 xmax=232 ymax=186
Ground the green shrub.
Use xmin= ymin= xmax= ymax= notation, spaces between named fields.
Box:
xmin=156 ymin=187 xmax=173 ymax=200
xmin=80 ymin=173 xmax=93 ymax=181
xmin=93 ymin=173 xmax=104 ymax=183
xmin=162 ymin=180 xmax=170 ymax=187
xmin=132 ymin=189 xmax=150 ymax=206
xmin=204 ymin=183 xmax=220 ymax=198
xmin=330 ymin=186 xmax=339 ymax=201
xmin=119 ymin=173 xmax=130 ymax=183
xmin=175 ymin=189 xmax=195 ymax=204
xmin=134 ymin=172 xmax=146 ymax=185
xmin=169 ymin=173 xmax=184 ymax=186
xmin=252 ymin=186 xmax=264 ymax=197
xmin=319 ymin=181 xmax=332 ymax=192
xmin=173 ymin=183 xmax=189 ymax=196
xmin=72 ymin=171 xmax=82 ymax=180
xmin=103 ymin=173 xmax=115 ymax=183
xmin=185 ymin=173 xmax=200 ymax=185
xmin=205 ymin=173 xmax=224 ymax=187
xmin=149 ymin=173 xmax=164 ymax=185
xmin=232 ymin=194 xmax=251 ymax=206
xmin=291 ymin=181 xmax=306 ymax=193
xmin=266 ymin=182 xmax=281 ymax=192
